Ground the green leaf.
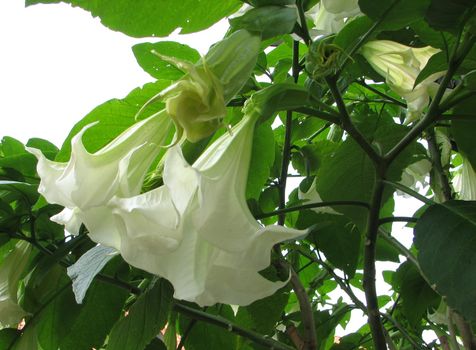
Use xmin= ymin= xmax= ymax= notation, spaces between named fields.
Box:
xmin=0 ymin=137 xmax=37 ymax=177
xmin=236 ymin=290 xmax=289 ymax=335
xmin=26 ymin=0 xmax=242 ymax=38
xmin=0 ymin=329 xmax=19 ymax=349
xmin=67 ymin=245 xmax=118 ymax=304
xmin=25 ymin=138 xmax=59 ymax=161
xmin=414 ymin=51 xmax=447 ymax=87
xmin=425 ymin=0 xmax=474 ymax=32
xmin=452 ymin=99 xmax=476 ymax=168
xmin=179 ymin=305 xmax=237 ymax=350
xmin=358 ymin=0 xmax=430 ymax=30
xmin=411 ymin=19 xmax=456 ymax=49
xmin=0 ymin=181 xmax=39 ymax=205
xmin=393 ymin=261 xmax=440 ymax=327
xmin=414 ymin=200 xmax=476 ymax=322
xmin=247 ymin=122 xmax=275 ymax=200
xmin=132 ymin=42 xmax=200 ymax=80
xmin=229 ymin=6 xmax=297 ymax=40
xmin=334 ymin=16 xmax=375 ymax=52
xmin=310 ymin=214 xmax=361 ymax=277
xmin=59 ymin=268 xmax=129 ymax=350
xmin=316 ymin=113 xmax=425 ymax=229
xmin=107 ymin=279 xmax=173 ymax=350
xmin=56 ymin=80 xmax=173 ymax=162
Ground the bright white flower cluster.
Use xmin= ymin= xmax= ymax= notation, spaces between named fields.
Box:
xmin=27 ymin=31 xmax=305 ymax=306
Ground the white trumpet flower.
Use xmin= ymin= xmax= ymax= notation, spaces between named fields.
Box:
xmin=85 ymin=113 xmax=305 ymax=306
xmin=0 ymin=241 xmax=31 ymax=328
xmin=27 ymin=110 xmax=174 ymax=235
xmin=361 ymin=40 xmax=444 ymax=123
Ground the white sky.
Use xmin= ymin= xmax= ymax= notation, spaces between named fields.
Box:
xmin=0 ymin=0 xmax=227 ymax=147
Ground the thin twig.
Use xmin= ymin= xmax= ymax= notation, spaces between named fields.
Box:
xmin=255 ymin=200 xmax=370 ymax=219
xmin=378 ymin=216 xmax=418 ymax=225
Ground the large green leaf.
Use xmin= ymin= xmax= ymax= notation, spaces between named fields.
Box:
xmin=56 ymin=80 xmax=173 ymax=162
xmin=316 ymin=114 xmax=425 ymax=229
xmin=425 ymin=0 xmax=474 ymax=33
xmin=452 ymin=99 xmax=476 ymax=168
xmin=414 ymin=200 xmax=476 ymax=322
xmin=358 ymin=0 xmax=430 ymax=30
xmin=132 ymin=42 xmax=200 ymax=80
xmin=26 ymin=0 xmax=242 ymax=38
xmin=107 ymin=279 xmax=173 ymax=350
xmin=246 ymin=121 xmax=275 ymax=200
xmin=235 ymin=290 xmax=289 ymax=335
xmin=310 ymin=214 xmax=361 ymax=277
xmin=59 ymin=273 xmax=129 ymax=350
xmin=179 ymin=305 xmax=238 ymax=350
xmin=393 ymin=261 xmax=440 ymax=327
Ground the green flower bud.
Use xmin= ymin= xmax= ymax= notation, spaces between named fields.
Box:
xmin=306 ymin=39 xmax=344 ymax=79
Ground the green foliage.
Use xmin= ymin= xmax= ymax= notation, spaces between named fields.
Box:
xmin=132 ymin=42 xmax=200 ymax=80
xmin=107 ymin=279 xmax=173 ymax=350
xmin=415 ymin=201 xmax=476 ymax=323
xmin=26 ymin=0 xmax=242 ymax=38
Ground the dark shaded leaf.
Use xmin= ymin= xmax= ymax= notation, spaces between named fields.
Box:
xmin=107 ymin=279 xmax=173 ymax=350
xmin=358 ymin=0 xmax=430 ymax=30
xmin=414 ymin=200 xmax=476 ymax=322
xmin=393 ymin=261 xmax=440 ymax=327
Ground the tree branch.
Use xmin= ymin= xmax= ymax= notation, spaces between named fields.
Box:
xmin=325 ymin=76 xmax=382 ymax=165
xmin=363 ymin=175 xmax=388 ymax=350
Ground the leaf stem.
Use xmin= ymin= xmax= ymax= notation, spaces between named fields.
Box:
xmin=378 ymin=216 xmax=418 ymax=225
xmin=356 ymin=80 xmax=407 ymax=108
xmin=256 ymin=200 xmax=370 ymax=219
xmin=382 ymin=180 xmax=434 ymax=205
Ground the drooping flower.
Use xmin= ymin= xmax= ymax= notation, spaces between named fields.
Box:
xmin=27 ymin=109 xmax=174 ymax=235
xmin=361 ymin=40 xmax=444 ymax=123
xmin=453 ymin=156 xmax=476 ymax=200
xmin=143 ymin=30 xmax=261 ymax=143
xmin=307 ymin=0 xmax=361 ymax=36
xmin=0 ymin=241 xmax=31 ymax=328
xmin=84 ymin=112 xmax=305 ymax=306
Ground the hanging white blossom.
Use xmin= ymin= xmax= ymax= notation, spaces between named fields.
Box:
xmin=361 ymin=40 xmax=444 ymax=123
xmin=83 ymin=113 xmax=305 ymax=306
